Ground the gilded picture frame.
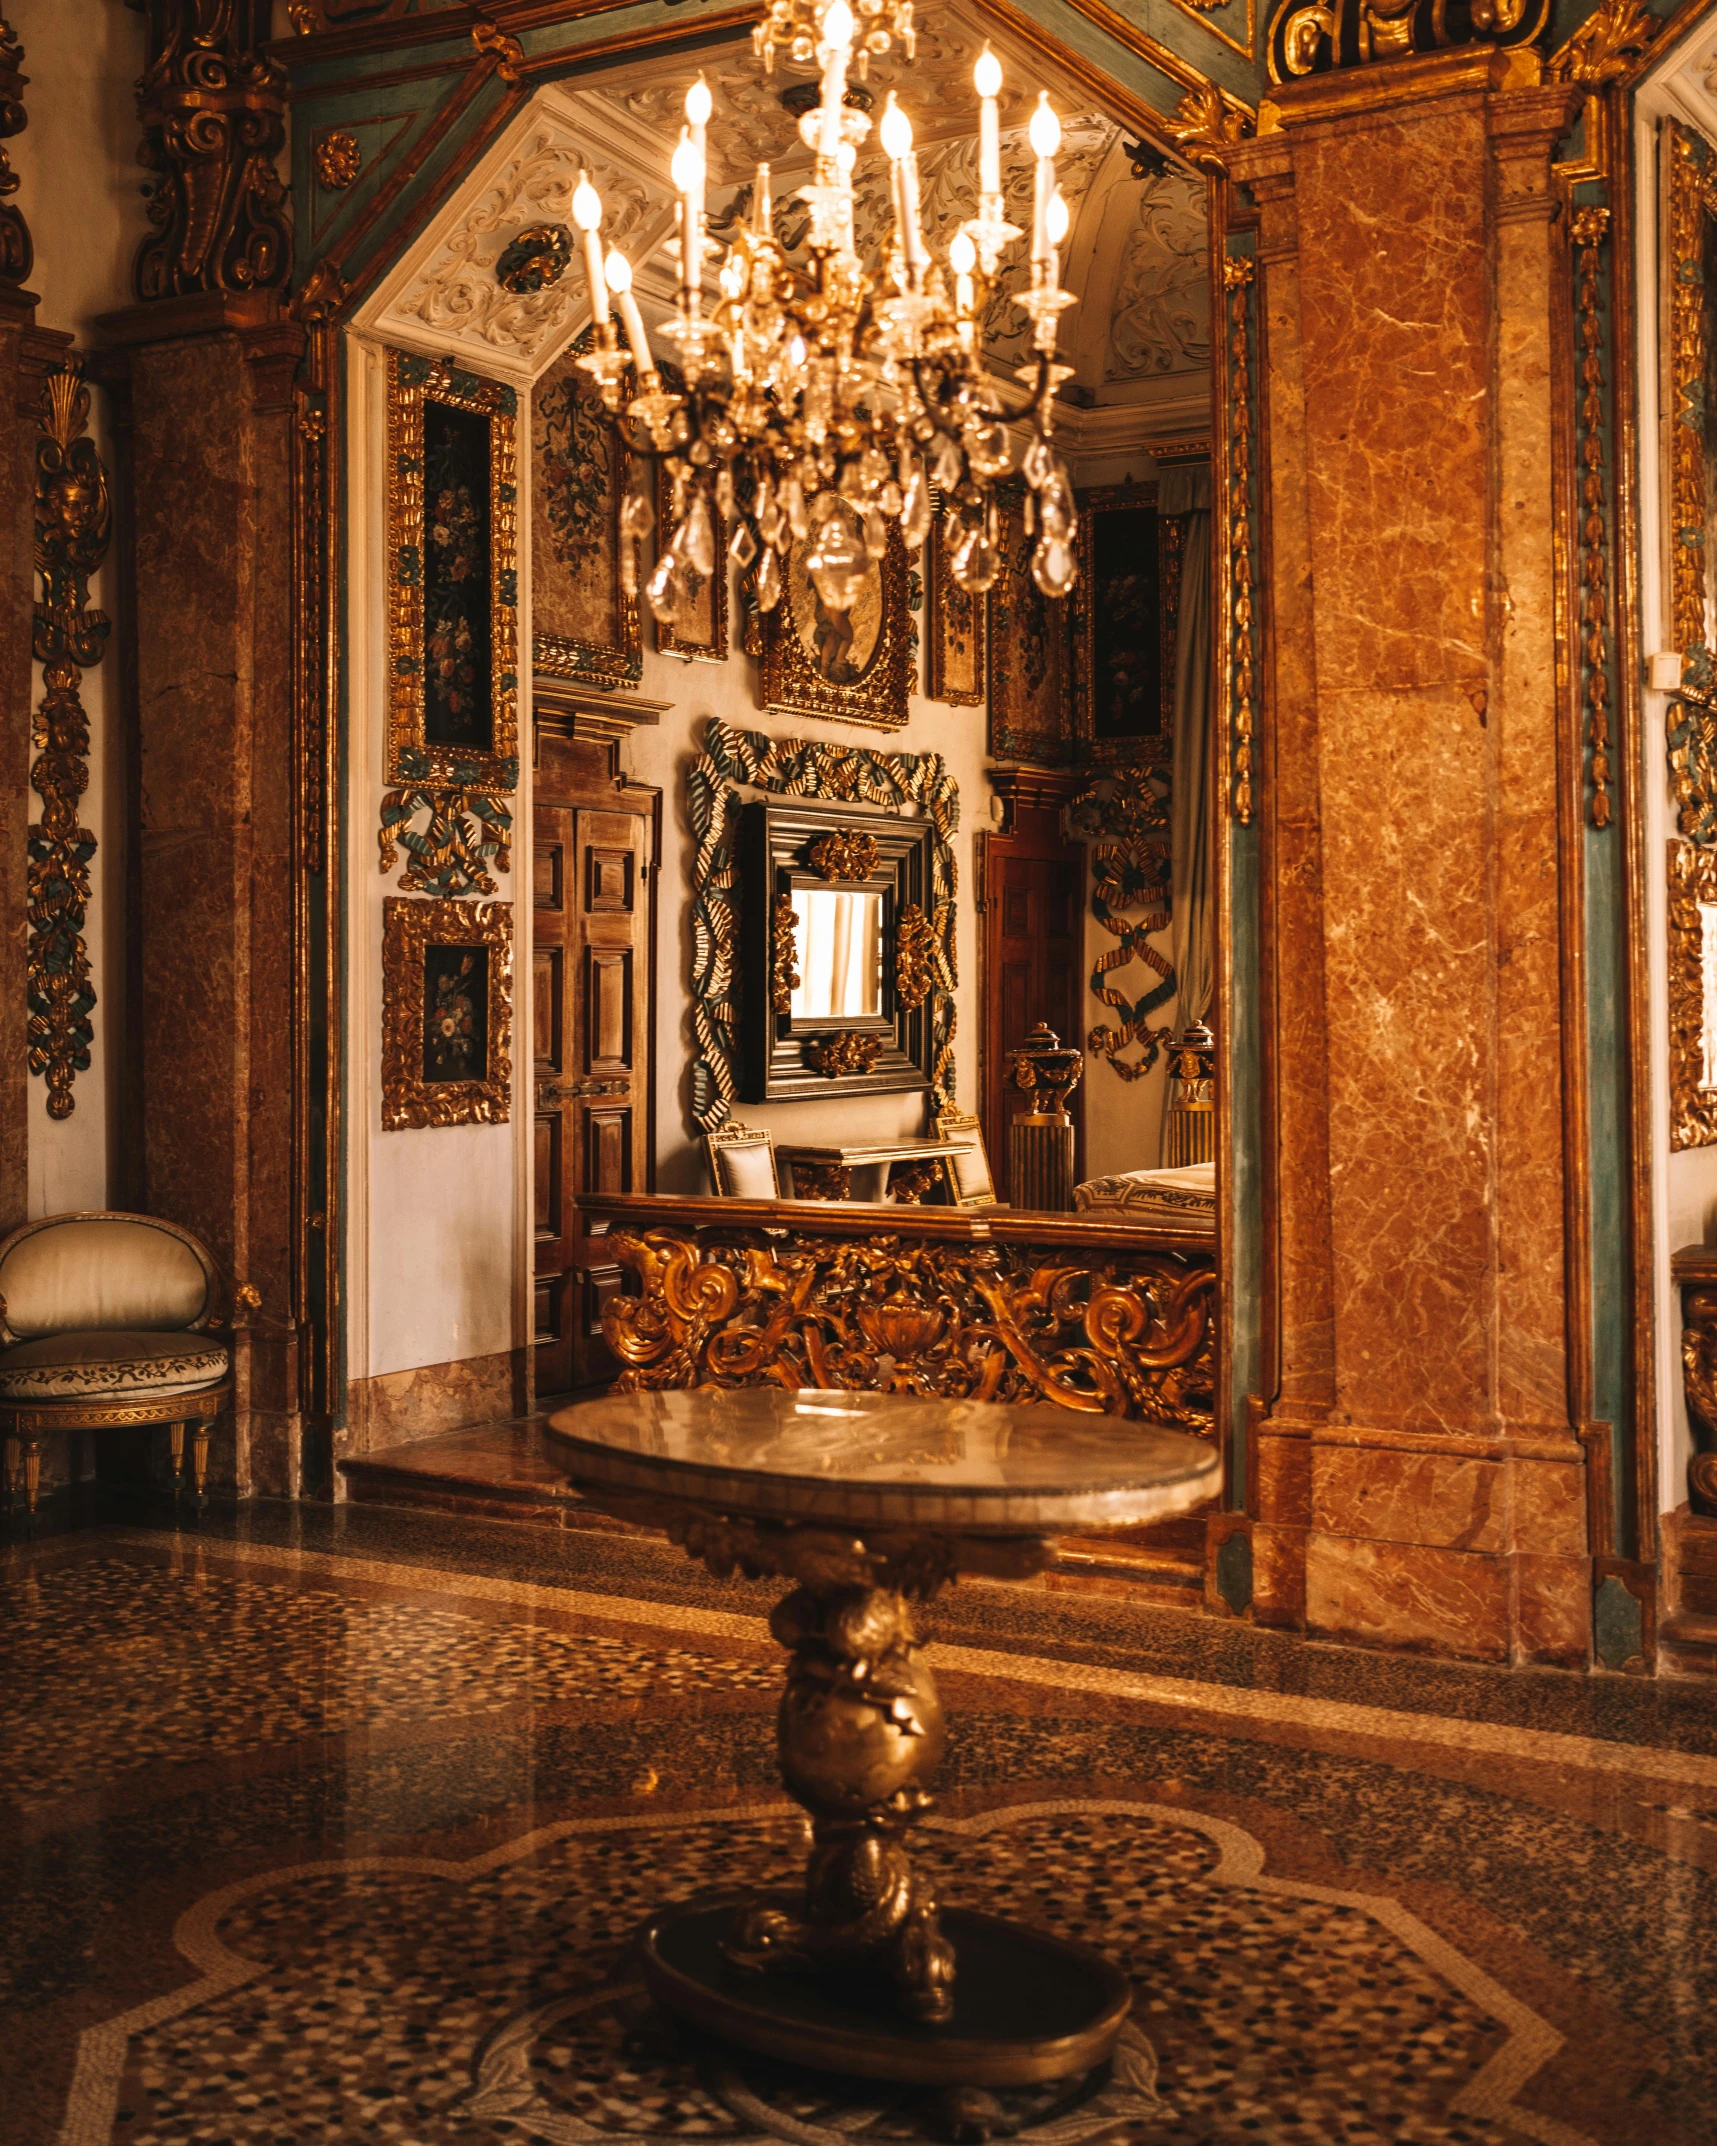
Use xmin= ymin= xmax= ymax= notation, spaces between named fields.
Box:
xmin=926 ymin=503 xmax=986 ymax=708
xmin=988 ymin=479 xmax=1074 ymax=763
xmin=382 ymin=896 xmax=513 ymax=1130
xmin=385 ymin=348 xmax=519 ymax=795
xmin=1669 ymin=841 xmax=1717 ymax=1152
xmin=1071 ymin=484 xmax=1182 ymax=765
xmin=761 ymin=523 xmax=912 ymax=731
xmin=654 ymin=456 xmax=729 ymax=663
xmin=532 ymin=331 xmax=643 ymax=689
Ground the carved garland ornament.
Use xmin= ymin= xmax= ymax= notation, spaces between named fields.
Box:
xmin=806 ymin=1032 xmax=883 ymax=1079
xmin=1223 ymin=254 xmax=1258 ymax=825
xmin=1665 ymin=126 xmax=1717 ymax=846
xmin=1667 ymin=840 xmax=1717 ymax=1152
xmin=688 ymin=719 xmax=958 ymax=1131
xmin=29 ymin=362 xmax=112 ymax=1121
xmin=599 ymin=1226 xmax=1216 ymax=1438
xmin=1572 ymin=205 xmax=1614 ymax=831
xmin=0 ymin=12 xmax=30 ymax=288
xmin=807 ymin=828 xmax=881 ymax=882
xmin=134 ymin=0 xmax=291 ymax=302
xmin=379 ymin=760 xmax=514 ymax=898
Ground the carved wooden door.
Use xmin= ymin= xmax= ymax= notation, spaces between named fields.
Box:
xmin=533 ymin=799 xmax=654 ymax=1396
xmin=980 ymin=802 xmax=1084 ymax=1202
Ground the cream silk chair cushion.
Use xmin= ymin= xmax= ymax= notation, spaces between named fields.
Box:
xmin=0 ymin=1217 xmax=210 ymax=1339
xmin=0 ymin=1330 xmax=229 ymax=1404
xmin=1073 ymin=1161 xmax=1216 ymax=1226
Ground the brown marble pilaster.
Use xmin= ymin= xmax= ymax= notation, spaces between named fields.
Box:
xmin=1229 ymin=53 xmax=1589 ymax=1664
xmin=94 ymin=294 xmax=306 ymax=1496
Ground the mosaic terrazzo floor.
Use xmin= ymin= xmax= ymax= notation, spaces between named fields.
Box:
xmin=4 ymin=1510 xmax=1716 ymax=2146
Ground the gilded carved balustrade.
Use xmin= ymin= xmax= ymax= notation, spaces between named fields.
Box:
xmin=581 ymin=1195 xmax=1217 ymax=1439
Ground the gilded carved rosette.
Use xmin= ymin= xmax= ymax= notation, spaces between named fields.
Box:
xmin=134 ymin=0 xmax=291 ymax=301
xmin=598 ymin=1224 xmax=1217 ymax=1437
xmin=28 ymin=361 xmax=112 ymax=1122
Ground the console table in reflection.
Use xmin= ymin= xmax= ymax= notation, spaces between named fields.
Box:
xmin=776 ymin=1139 xmax=975 ymax=1204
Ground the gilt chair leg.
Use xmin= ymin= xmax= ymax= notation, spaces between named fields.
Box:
xmin=191 ymin=1421 xmax=210 ymax=1509
xmin=168 ymin=1422 xmax=186 ymax=1501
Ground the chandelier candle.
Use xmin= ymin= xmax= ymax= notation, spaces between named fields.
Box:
xmin=571 ymin=0 xmax=1082 ymax=615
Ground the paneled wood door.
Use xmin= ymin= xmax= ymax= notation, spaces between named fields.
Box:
xmin=979 ymin=789 xmax=1084 ymax=1202
xmin=533 ymin=785 xmax=656 ymax=1397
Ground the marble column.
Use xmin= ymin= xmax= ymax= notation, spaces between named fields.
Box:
xmin=1228 ymin=51 xmax=1591 ymax=1665
xmin=94 ymin=293 xmax=306 ymax=1496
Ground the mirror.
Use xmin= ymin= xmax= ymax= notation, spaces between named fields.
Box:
xmin=790 ymin=888 xmax=883 ymax=1021
xmin=739 ymin=799 xmax=939 ymax=1102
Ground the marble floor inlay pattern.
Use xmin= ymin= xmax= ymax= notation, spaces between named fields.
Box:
xmin=2 ymin=1509 xmax=1714 ymax=2146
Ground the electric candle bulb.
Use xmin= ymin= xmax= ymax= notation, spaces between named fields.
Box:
xmin=818 ymin=0 xmax=854 ymax=167
xmin=823 ymin=0 xmax=854 ymax=47
xmin=837 ymin=140 xmax=857 ymax=175
xmin=604 ymin=248 xmax=632 ymax=294
xmin=973 ymin=44 xmax=1002 ymax=201
xmin=572 ymin=170 xmax=608 ymax=324
xmin=949 ymin=230 xmax=976 ymax=275
xmin=604 ymin=247 xmax=653 ymax=372
xmin=685 ymin=76 xmax=713 ymax=126
xmin=880 ymin=95 xmax=913 ymax=160
xmin=1029 ymin=93 xmax=1060 ymax=266
xmin=1028 ymin=93 xmax=1061 ymax=159
xmin=1047 ymin=191 xmax=1069 ymax=246
xmin=670 ymin=128 xmax=704 ymax=193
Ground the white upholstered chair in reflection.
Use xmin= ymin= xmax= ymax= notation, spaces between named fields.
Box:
xmin=0 ymin=1211 xmax=249 ymax=1520
xmin=703 ymin=1124 xmax=780 ymax=1200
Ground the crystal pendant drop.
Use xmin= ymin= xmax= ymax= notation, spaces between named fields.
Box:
xmin=968 ymin=418 xmax=1010 ymax=477
xmin=756 ymin=544 xmax=783 ymax=611
xmin=901 ymin=463 xmax=931 ymax=549
xmin=782 ymin=473 xmax=810 ymax=542
xmin=729 ymin=520 xmax=759 ymax=569
xmin=757 ymin=480 xmax=783 ymax=552
xmin=715 ymin=466 xmax=736 ymax=521
xmin=685 ymin=492 xmax=717 ymax=578
xmin=804 ymin=502 xmax=870 ymax=610
xmin=1021 ymin=436 xmax=1054 ymax=489
xmin=621 ymin=485 xmax=654 ymax=542
xmin=646 ymin=546 xmax=685 ymax=624
xmin=1040 ymin=479 xmax=1074 ymax=542
xmin=863 ymin=509 xmax=888 ymax=560
xmin=932 ymin=433 xmax=963 ymax=490
xmin=950 ymin=523 xmax=999 ymax=594
xmin=1031 ymin=534 xmax=1077 ymax=598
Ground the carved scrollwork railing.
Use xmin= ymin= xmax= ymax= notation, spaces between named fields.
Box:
xmin=595 ymin=1216 xmax=1216 ymax=1439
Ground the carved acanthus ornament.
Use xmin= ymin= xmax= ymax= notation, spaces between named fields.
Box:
xmin=29 ymin=363 xmax=112 ymax=1121
xmin=1223 ymin=254 xmax=1258 ymax=825
xmin=807 ymin=828 xmax=881 ymax=882
xmin=379 ymin=767 xmax=515 ymax=898
xmin=1168 ymin=83 xmax=1255 ymax=173
xmin=1546 ymin=0 xmax=1657 ymax=84
xmin=770 ymin=894 xmax=800 ymax=1017
xmin=599 ymin=1226 xmax=1216 ymax=1436
xmin=0 ymin=13 xmax=31 ymax=290
xmin=806 ymin=1031 xmax=883 ymax=1079
xmin=1265 ymin=0 xmax=1549 ymax=81
xmin=1666 ymin=841 xmax=1717 ymax=1152
xmin=134 ymin=1 xmax=291 ymax=302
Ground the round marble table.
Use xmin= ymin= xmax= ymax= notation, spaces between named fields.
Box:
xmin=545 ymin=1387 xmax=1219 ymax=2101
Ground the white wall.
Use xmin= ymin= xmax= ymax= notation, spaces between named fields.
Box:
xmin=12 ymin=0 xmax=141 ymax=1215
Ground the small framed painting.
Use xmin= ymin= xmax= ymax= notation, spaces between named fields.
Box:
xmin=654 ymin=456 xmax=729 ymax=663
xmin=532 ymin=332 xmax=643 ymax=688
xmin=761 ymin=522 xmax=912 ymax=730
xmin=1072 ymin=484 xmax=1180 ymax=762
xmin=385 ymin=349 xmax=519 ymax=794
xmin=926 ymin=505 xmax=986 ymax=707
xmin=382 ymin=896 xmax=513 ymax=1130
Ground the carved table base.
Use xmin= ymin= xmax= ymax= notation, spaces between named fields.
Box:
xmin=585 ymin=1489 xmax=1134 ymax=2089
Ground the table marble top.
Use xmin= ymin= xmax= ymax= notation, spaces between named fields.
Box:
xmin=544 ymin=1387 xmax=1219 ymax=1534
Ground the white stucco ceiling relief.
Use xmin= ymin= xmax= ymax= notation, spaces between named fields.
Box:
xmin=355 ymin=1 xmax=1212 ymax=449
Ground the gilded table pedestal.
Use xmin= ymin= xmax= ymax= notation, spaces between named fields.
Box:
xmin=545 ymin=1387 xmax=1218 ymax=2100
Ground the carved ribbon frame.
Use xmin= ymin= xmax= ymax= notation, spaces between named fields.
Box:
xmin=600 ymin=1225 xmax=1217 ymax=1438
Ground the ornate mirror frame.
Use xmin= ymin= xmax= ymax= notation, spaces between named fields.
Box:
xmin=687 ymin=719 xmax=957 ymax=1130
xmin=739 ymin=801 xmax=936 ymax=1103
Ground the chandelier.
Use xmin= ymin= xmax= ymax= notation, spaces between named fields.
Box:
xmin=568 ymin=0 xmax=1079 ymax=634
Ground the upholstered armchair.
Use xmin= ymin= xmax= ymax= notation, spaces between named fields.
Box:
xmin=0 ymin=1212 xmax=251 ymax=1520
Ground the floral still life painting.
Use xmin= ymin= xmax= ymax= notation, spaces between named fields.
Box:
xmin=423 ymin=401 xmax=492 ymax=753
